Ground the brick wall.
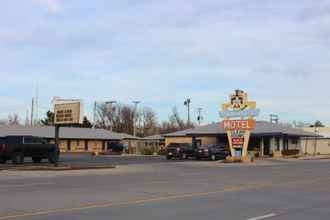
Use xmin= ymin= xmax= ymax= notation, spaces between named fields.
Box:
xmin=165 ymin=137 xmax=193 ymax=147
xmin=301 ymin=138 xmax=330 ymax=155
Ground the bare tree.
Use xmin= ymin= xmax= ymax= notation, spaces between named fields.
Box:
xmin=140 ymin=107 xmax=158 ymax=137
xmin=292 ymin=120 xmax=310 ymax=128
xmin=95 ymin=104 xmax=194 ymax=136
xmin=159 ymin=107 xmax=195 ymax=134
xmin=278 ymin=122 xmax=293 ymax=128
xmin=170 ymin=107 xmax=185 ymax=129
xmin=95 ymin=103 xmax=109 ymax=128
xmin=8 ymin=114 xmax=20 ymax=126
xmin=96 ymin=103 xmax=135 ymax=135
xmin=0 ymin=119 xmax=7 ymax=125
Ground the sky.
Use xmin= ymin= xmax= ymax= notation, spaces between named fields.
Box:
xmin=0 ymin=0 xmax=330 ymax=125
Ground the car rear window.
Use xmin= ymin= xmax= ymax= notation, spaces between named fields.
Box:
xmin=0 ymin=138 xmax=4 ymax=144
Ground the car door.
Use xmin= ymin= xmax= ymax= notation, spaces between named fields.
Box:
xmin=34 ymin=137 xmax=48 ymax=156
xmin=186 ymin=144 xmax=194 ymax=157
xmin=22 ymin=136 xmax=35 ymax=156
xmin=23 ymin=137 xmax=44 ymax=157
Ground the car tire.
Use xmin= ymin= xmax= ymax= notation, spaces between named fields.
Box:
xmin=166 ymin=156 xmax=172 ymax=160
xmin=0 ymin=158 xmax=6 ymax=164
xmin=211 ymin=154 xmax=216 ymax=161
xmin=32 ymin=157 xmax=42 ymax=163
xmin=12 ymin=152 xmax=24 ymax=164
xmin=48 ymin=150 xmax=59 ymax=164
xmin=181 ymin=153 xmax=187 ymax=160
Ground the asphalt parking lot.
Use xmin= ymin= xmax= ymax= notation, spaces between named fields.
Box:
xmin=0 ymin=153 xmax=169 ymax=169
xmin=59 ymin=153 xmax=169 ymax=165
xmin=1 ymin=157 xmax=330 ymax=220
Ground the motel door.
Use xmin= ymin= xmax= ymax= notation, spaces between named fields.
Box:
xmin=263 ymin=138 xmax=270 ymax=156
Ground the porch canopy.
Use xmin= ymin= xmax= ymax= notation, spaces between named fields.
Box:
xmin=183 ymin=121 xmax=316 ymax=138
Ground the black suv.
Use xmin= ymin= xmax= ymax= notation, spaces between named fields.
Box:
xmin=0 ymin=136 xmax=60 ymax=164
xmin=196 ymin=144 xmax=230 ymax=161
xmin=166 ymin=143 xmax=195 ymax=160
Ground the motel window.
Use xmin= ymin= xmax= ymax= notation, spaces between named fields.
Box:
xmin=23 ymin=137 xmax=46 ymax=144
xmin=67 ymin=140 xmax=71 ymax=151
xmin=276 ymin=137 xmax=280 ymax=151
xmin=102 ymin=141 xmax=106 ymax=151
xmin=85 ymin=140 xmax=88 ymax=151
xmin=77 ymin=140 xmax=80 ymax=146
xmin=328 ymin=141 xmax=330 ymax=147
xmin=291 ymin=139 xmax=298 ymax=145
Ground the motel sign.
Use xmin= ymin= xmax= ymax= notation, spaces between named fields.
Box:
xmin=220 ymin=90 xmax=260 ymax=159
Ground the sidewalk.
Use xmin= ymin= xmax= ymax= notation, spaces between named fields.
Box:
xmin=299 ymin=155 xmax=330 ymax=160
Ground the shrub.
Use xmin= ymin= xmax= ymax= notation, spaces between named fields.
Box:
xmin=157 ymin=148 xmax=167 ymax=156
xmin=140 ymin=147 xmax=154 ymax=155
xmin=282 ymin=149 xmax=300 ymax=156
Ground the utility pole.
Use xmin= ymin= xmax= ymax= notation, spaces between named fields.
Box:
xmin=132 ymin=101 xmax=140 ymax=137
xmin=25 ymin=109 xmax=29 ymax=126
xmin=105 ymin=101 xmax=117 ymax=132
xmin=36 ymin=86 xmax=39 ymax=127
xmin=184 ymin=98 xmax=191 ymax=125
xmin=93 ymin=101 xmax=97 ymax=129
xmin=314 ymin=126 xmax=319 ymax=156
xmin=197 ymin=108 xmax=203 ymax=126
xmin=270 ymin=114 xmax=279 ymax=124
xmin=31 ymin=98 xmax=34 ymax=127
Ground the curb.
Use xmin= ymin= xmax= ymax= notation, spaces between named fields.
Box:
xmin=98 ymin=154 xmax=163 ymax=158
xmin=301 ymin=157 xmax=330 ymax=161
xmin=1 ymin=165 xmax=116 ymax=171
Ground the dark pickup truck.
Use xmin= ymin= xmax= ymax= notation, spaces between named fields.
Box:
xmin=166 ymin=143 xmax=195 ymax=160
xmin=0 ymin=136 xmax=60 ymax=164
xmin=195 ymin=144 xmax=230 ymax=161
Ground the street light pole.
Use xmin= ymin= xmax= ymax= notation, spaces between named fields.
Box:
xmin=105 ymin=101 xmax=117 ymax=132
xmin=132 ymin=101 xmax=140 ymax=137
xmin=184 ymin=98 xmax=191 ymax=125
xmin=314 ymin=126 xmax=319 ymax=156
xmin=197 ymin=108 xmax=203 ymax=126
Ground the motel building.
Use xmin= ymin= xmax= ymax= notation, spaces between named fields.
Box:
xmin=0 ymin=125 xmax=141 ymax=154
xmin=164 ymin=121 xmax=315 ymax=157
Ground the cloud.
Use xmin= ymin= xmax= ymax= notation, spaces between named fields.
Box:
xmin=0 ymin=0 xmax=330 ymax=125
xmin=36 ymin=0 xmax=61 ymax=14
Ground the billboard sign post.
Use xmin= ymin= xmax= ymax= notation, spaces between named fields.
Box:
xmin=219 ymin=90 xmax=259 ymax=160
xmin=52 ymin=98 xmax=84 ymax=165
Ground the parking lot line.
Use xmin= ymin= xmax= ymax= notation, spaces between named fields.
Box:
xmin=0 ymin=182 xmax=55 ymax=189
xmin=247 ymin=213 xmax=277 ymax=220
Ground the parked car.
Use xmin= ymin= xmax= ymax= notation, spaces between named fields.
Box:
xmin=0 ymin=136 xmax=60 ymax=164
xmin=166 ymin=143 xmax=195 ymax=160
xmin=195 ymin=144 xmax=230 ymax=161
xmin=107 ymin=142 xmax=124 ymax=153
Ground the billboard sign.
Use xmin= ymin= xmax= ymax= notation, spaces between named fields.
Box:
xmin=53 ymin=99 xmax=84 ymax=125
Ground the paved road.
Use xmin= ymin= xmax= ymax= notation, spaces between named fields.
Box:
xmin=0 ymin=159 xmax=330 ymax=220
